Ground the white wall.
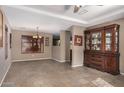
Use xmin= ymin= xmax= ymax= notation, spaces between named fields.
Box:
xmin=52 ymin=31 xmax=67 ymax=62
xmin=52 ymin=46 xmax=61 ymax=62
xmin=65 ymin=31 xmax=71 ymax=61
xmin=12 ymin=30 xmax=52 ymax=62
xmin=71 ymin=26 xmax=85 ymax=67
xmin=0 ymin=8 xmax=11 ymax=86
xmin=60 ymin=31 xmax=66 ymax=62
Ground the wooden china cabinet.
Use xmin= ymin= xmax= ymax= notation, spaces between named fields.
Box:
xmin=84 ymin=24 xmax=120 ymax=75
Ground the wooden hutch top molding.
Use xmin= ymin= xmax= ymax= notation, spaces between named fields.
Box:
xmin=86 ymin=24 xmax=119 ymax=32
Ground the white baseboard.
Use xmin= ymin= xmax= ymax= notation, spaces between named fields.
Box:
xmin=12 ymin=58 xmax=52 ymax=62
xmin=120 ymin=73 xmax=124 ymax=75
xmin=12 ymin=57 xmax=69 ymax=63
xmin=0 ymin=63 xmax=11 ymax=87
xmin=52 ymin=58 xmax=66 ymax=63
xmin=72 ymin=64 xmax=83 ymax=67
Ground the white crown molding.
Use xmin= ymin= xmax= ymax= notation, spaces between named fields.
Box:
xmin=6 ymin=5 xmax=88 ymax=24
xmin=89 ymin=8 xmax=124 ymax=23
xmin=87 ymin=8 xmax=124 ymax=26
xmin=11 ymin=26 xmax=57 ymax=35
xmin=12 ymin=26 xmax=36 ymax=31
xmin=4 ymin=6 xmax=124 ymax=30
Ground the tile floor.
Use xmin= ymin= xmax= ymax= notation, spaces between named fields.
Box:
xmin=2 ymin=60 xmax=124 ymax=87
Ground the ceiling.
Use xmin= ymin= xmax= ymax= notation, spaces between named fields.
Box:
xmin=2 ymin=5 xmax=124 ymax=34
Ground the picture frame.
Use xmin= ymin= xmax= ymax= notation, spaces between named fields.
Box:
xmin=5 ymin=25 xmax=8 ymax=60
xmin=0 ymin=10 xmax=3 ymax=47
xmin=74 ymin=35 xmax=83 ymax=46
xmin=21 ymin=35 xmax=44 ymax=54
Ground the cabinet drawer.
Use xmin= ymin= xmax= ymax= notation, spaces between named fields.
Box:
xmin=90 ymin=55 xmax=104 ymax=60
xmin=84 ymin=54 xmax=103 ymax=66
xmin=89 ymin=57 xmax=102 ymax=63
xmin=90 ymin=57 xmax=103 ymax=63
xmin=90 ymin=63 xmax=103 ymax=70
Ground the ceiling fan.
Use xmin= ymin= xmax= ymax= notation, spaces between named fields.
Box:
xmin=73 ymin=5 xmax=103 ymax=13
xmin=73 ymin=5 xmax=82 ymax=13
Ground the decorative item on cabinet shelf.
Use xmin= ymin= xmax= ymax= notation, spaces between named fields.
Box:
xmin=74 ymin=35 xmax=83 ymax=46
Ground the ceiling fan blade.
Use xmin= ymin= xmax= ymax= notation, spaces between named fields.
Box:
xmin=74 ymin=5 xmax=82 ymax=13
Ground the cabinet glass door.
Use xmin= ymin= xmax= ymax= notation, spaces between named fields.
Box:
xmin=115 ymin=31 xmax=118 ymax=52
xmin=91 ymin=32 xmax=102 ymax=51
xmin=105 ymin=32 xmax=112 ymax=51
xmin=86 ymin=34 xmax=90 ymax=50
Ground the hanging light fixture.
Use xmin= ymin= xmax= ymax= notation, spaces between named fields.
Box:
xmin=33 ymin=27 xmax=42 ymax=39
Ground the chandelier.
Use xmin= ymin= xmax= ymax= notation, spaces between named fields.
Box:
xmin=33 ymin=27 xmax=42 ymax=39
